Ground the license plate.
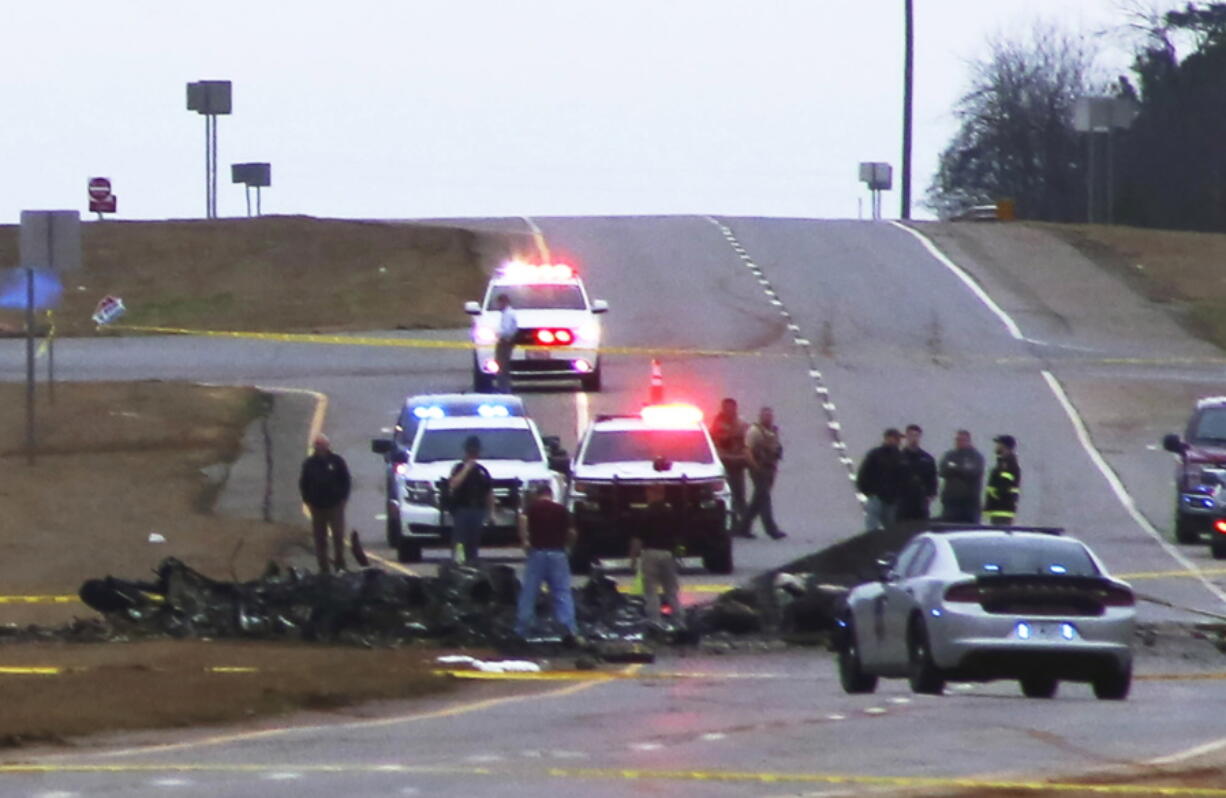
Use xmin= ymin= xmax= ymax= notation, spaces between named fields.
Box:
xmin=527 ymin=350 xmax=551 ymax=360
xmin=1014 ymin=621 xmax=1077 ymax=641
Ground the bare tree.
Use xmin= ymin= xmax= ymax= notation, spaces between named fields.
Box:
xmin=927 ymin=23 xmax=1104 ymax=221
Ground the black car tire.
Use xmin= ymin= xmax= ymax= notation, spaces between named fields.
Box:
xmin=702 ymin=536 xmax=734 ymax=574
xmin=568 ymin=541 xmax=593 ymax=575
xmin=580 ymin=364 xmax=602 ymax=392
xmin=396 ymin=538 xmax=422 ymax=564
xmin=1019 ymin=675 xmax=1059 ymax=699
xmin=908 ymin=620 xmax=946 ymax=695
xmin=838 ymin=619 xmax=878 ymax=694
xmin=1092 ymin=663 xmax=1132 ymax=700
xmin=1212 ymin=542 xmax=1226 ymax=560
xmin=385 ymin=504 xmax=402 ymax=548
xmin=1174 ymin=511 xmax=1200 ymax=544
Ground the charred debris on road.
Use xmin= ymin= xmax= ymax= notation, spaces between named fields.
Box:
xmin=5 ymin=522 xmax=1222 ymax=661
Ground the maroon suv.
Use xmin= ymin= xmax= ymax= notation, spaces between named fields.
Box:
xmin=1163 ymin=396 xmax=1226 ymax=558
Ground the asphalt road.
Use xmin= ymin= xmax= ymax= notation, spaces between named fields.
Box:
xmin=4 ymin=216 xmax=1226 ymax=796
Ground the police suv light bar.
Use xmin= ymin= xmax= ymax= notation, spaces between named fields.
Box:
xmin=499 ymin=260 xmax=576 ymax=282
xmin=640 ymin=403 xmax=703 ymax=427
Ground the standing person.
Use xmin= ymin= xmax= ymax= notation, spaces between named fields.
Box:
xmin=897 ymin=424 xmax=938 ymax=521
xmin=298 ymin=433 xmax=351 ymax=574
xmin=739 ymin=406 xmax=787 ymax=540
xmin=493 ymin=293 xmax=518 ymax=394
xmin=629 ymin=484 xmax=685 ymax=628
xmin=448 ymin=435 xmax=495 ymax=563
xmin=938 ymin=429 xmax=985 ymax=523
xmin=856 ymin=428 xmax=905 ymax=530
xmin=984 ymin=434 xmax=1021 ymax=526
xmin=710 ymin=397 xmax=749 ymax=532
xmin=515 ymin=484 xmax=579 ymax=639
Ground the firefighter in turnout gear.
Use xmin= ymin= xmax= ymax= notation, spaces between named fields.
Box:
xmin=984 ymin=434 xmax=1021 ymax=525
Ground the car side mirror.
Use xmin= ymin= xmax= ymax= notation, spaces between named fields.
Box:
xmin=371 ymin=438 xmax=392 ymax=455
xmin=464 ymin=301 xmax=481 ymax=315
xmin=1162 ymin=433 xmax=1186 ymax=455
xmin=591 ymin=299 xmax=608 ymax=314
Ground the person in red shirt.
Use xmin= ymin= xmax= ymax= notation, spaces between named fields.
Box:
xmin=515 ymin=484 xmax=578 ymax=638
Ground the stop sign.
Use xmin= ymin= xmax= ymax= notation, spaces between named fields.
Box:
xmin=87 ymin=177 xmax=111 ymax=200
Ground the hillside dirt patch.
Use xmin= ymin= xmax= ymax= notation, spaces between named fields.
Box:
xmin=0 ymin=216 xmax=504 ymax=337
xmin=1035 ymin=222 xmax=1226 ymax=350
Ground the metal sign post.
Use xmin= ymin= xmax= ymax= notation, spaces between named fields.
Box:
xmin=231 ymin=162 xmax=271 ymax=217
xmin=18 ymin=210 xmax=81 ymax=464
xmin=187 ymin=81 xmax=233 ymax=219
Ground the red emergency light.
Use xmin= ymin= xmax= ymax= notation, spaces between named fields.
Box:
xmin=641 ymin=403 xmax=703 ymax=427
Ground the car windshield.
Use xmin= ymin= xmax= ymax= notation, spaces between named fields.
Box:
xmin=414 ymin=429 xmax=542 ymax=463
xmin=1192 ymin=407 xmax=1226 ymax=442
xmin=487 ymin=284 xmax=586 ymax=310
xmin=951 ymin=537 xmax=1100 ymax=577
xmin=581 ymin=429 xmax=714 ymax=465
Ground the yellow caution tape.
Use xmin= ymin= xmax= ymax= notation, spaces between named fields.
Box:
xmin=206 ymin=667 xmax=260 ymax=674
xmin=1118 ymin=567 xmax=1226 ymax=581
xmin=104 ymin=324 xmax=782 ymax=359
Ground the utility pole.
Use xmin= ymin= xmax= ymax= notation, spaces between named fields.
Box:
xmin=901 ymin=0 xmax=914 ymax=220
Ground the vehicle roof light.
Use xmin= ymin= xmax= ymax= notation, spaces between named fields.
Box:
xmin=498 ymin=260 xmax=576 ymax=283
xmin=477 ymin=403 xmax=510 ymax=418
xmin=413 ymin=405 xmax=445 ymax=420
xmin=640 ymin=403 xmax=703 ymax=427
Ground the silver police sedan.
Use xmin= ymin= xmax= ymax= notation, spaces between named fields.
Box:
xmin=836 ymin=528 xmax=1135 ymax=700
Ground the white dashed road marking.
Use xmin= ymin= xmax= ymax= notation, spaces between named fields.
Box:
xmin=706 ymin=216 xmax=862 ymax=504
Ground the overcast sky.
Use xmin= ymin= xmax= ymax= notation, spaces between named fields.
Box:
xmin=4 ymin=1 xmax=1162 ymax=225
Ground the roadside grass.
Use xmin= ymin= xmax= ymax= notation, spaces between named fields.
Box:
xmin=1034 ymin=222 xmax=1226 ymax=350
xmin=0 ymin=641 xmax=455 ymax=746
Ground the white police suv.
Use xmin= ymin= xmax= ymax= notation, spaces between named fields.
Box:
xmin=372 ymin=396 xmax=568 ymax=563
xmin=465 ymin=261 xmax=608 ymax=392
xmin=565 ymin=403 xmax=734 ymax=574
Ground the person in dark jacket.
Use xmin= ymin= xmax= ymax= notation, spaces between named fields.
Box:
xmin=448 ymin=435 xmax=495 ymax=563
xmin=984 ymin=434 xmax=1021 ymax=525
xmin=856 ymin=428 xmax=905 ymax=530
xmin=938 ymin=429 xmax=985 ymax=523
xmin=897 ymin=423 xmax=938 ymax=521
xmin=298 ymin=433 xmax=352 ymax=574
xmin=630 ymin=483 xmax=685 ymax=628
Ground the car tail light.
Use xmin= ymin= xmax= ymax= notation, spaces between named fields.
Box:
xmin=533 ymin=328 xmax=574 ymax=346
xmin=1214 ymin=519 xmax=1226 ymax=536
xmin=943 ymin=582 xmax=982 ymax=603
xmin=1101 ymin=585 xmax=1135 ymax=607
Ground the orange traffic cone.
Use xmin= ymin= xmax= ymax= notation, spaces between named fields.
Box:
xmin=649 ymin=359 xmax=664 ymax=404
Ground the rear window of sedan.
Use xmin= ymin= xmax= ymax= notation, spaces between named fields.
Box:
xmin=951 ymin=537 xmax=1100 ymax=577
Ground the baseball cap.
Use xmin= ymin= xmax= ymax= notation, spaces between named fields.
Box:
xmin=993 ymin=434 xmax=1016 ymax=449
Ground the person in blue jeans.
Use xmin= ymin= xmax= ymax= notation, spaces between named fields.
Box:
xmin=515 ymin=484 xmax=578 ymax=639
xmin=448 ymin=435 xmax=494 ymax=563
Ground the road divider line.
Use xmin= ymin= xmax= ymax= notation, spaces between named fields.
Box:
xmin=8 ymin=761 xmax=1226 ymax=794
xmin=0 ymin=595 xmax=78 ymax=604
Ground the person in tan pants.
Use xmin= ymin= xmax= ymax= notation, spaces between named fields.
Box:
xmin=629 ymin=483 xmax=685 ymax=629
xmin=298 ymin=434 xmax=351 ymax=574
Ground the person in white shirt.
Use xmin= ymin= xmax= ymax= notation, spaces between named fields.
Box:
xmin=494 ymin=293 xmax=518 ymax=394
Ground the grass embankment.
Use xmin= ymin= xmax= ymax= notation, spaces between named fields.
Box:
xmin=0 ymin=215 xmax=494 ymax=336
xmin=1038 ymin=223 xmax=1226 ymax=350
